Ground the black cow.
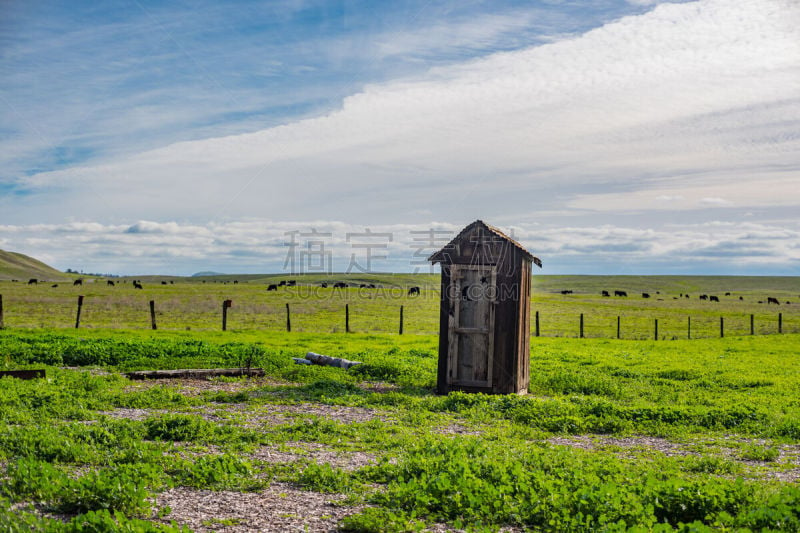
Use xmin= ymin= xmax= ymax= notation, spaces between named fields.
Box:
xmin=28 ymin=278 xmax=38 ymax=285
xmin=709 ymin=295 xmax=719 ymax=302
xmin=233 ymin=280 xmax=238 ymax=284
xmin=51 ymin=284 xmax=58 ymax=288
xmin=73 ymin=279 xmax=83 ymax=286
xmin=161 ymin=281 xmax=168 ymax=285
xmin=614 ymin=290 xmax=627 ymax=297
xmin=287 ymin=280 xmax=297 ymax=286
xmin=560 ymin=290 xmax=573 ymax=295
xmin=267 ymin=284 xmax=278 ymax=291
xmin=408 ymin=286 xmax=420 ymax=296
xmin=360 ymin=284 xmax=368 ymax=288
xmin=107 ymin=280 xmax=115 ymax=286
xmin=320 ymin=282 xmax=328 ymax=288
xmin=278 ymin=280 xmax=286 ymax=286
xmin=699 ymin=294 xmax=708 ymax=300
xmin=739 ymin=296 xmax=743 ymax=301
xmin=333 ymin=282 xmax=347 ymax=288
xmin=767 ymin=297 xmax=780 ymax=305
xmin=133 ymin=281 xmax=143 ymax=289
xmin=642 ymin=293 xmax=650 ymax=298
xmin=725 ymin=292 xmax=731 ymax=296
xmin=685 ymin=294 xmax=689 ymax=299
xmin=601 ymin=290 xmax=610 ymax=297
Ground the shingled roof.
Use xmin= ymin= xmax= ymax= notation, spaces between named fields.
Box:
xmin=428 ymin=220 xmax=542 ymax=267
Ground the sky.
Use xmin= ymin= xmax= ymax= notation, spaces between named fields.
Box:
xmin=1 ymin=0 xmax=799 ymax=276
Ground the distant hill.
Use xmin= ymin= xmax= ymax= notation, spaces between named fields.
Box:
xmin=0 ymin=249 xmax=69 ymax=281
xmin=192 ymin=271 xmax=226 ymax=277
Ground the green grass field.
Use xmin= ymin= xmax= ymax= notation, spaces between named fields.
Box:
xmin=1 ymin=274 xmax=799 ymax=531
xmin=1 ymin=274 xmax=797 ymax=339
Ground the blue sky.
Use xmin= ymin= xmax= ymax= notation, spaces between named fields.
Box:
xmin=1 ymin=0 xmax=799 ymax=276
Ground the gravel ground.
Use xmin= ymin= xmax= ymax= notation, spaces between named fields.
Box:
xmin=153 ymin=483 xmax=362 ymax=532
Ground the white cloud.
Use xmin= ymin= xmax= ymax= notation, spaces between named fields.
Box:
xmin=568 ymin=175 xmax=797 ymax=212
xmin=2 ymin=218 xmax=797 ymax=276
xmin=5 ymin=0 xmax=798 ymax=228
xmin=1 ymin=0 xmax=799 ymax=274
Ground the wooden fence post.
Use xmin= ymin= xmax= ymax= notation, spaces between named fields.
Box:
xmin=616 ymin=316 xmax=620 ymax=339
xmin=779 ymin=313 xmax=783 ymax=334
xmin=720 ymin=316 xmax=724 ymax=338
xmin=687 ymin=316 xmax=691 ymax=340
xmin=346 ymin=304 xmax=350 ymax=333
xmin=535 ymin=311 xmax=540 ymax=337
xmin=222 ymin=299 xmax=232 ymax=331
xmin=75 ymin=295 xmax=84 ymax=329
xmin=0 ymin=294 xmax=4 ymax=329
xmin=149 ymin=300 xmax=157 ymax=330
xmin=579 ymin=313 xmax=584 ymax=338
xmin=750 ymin=314 xmax=754 ymax=335
xmin=654 ymin=318 xmax=658 ymax=341
xmin=286 ymin=303 xmax=291 ymax=332
xmin=399 ymin=305 xmax=404 ymax=335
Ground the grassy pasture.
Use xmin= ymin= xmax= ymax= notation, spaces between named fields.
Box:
xmin=0 ymin=275 xmax=797 ymax=339
xmin=1 ymin=325 xmax=800 ymax=530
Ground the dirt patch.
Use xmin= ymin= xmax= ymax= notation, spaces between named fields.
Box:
xmin=436 ymin=422 xmax=484 ymax=436
xmin=96 ymin=402 xmax=387 ymax=428
xmin=153 ymin=483 xmax=362 ymax=532
xmin=248 ymin=442 xmax=377 ymax=471
xmin=124 ymin=377 xmax=289 ymax=396
xmin=548 ymin=435 xmax=695 ymax=457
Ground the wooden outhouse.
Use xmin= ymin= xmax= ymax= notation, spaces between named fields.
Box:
xmin=429 ymin=220 xmax=541 ymax=395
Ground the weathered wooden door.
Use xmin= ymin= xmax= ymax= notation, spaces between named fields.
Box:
xmin=447 ymin=264 xmax=496 ymax=387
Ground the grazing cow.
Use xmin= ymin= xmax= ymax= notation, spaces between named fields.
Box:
xmin=333 ymin=282 xmax=347 ymax=288
xmin=725 ymin=292 xmax=731 ymax=296
xmin=133 ymin=281 xmax=143 ymax=289
xmin=767 ymin=297 xmax=780 ymax=305
xmin=320 ymin=282 xmax=328 ymax=288
xmin=601 ymin=290 xmax=610 ymax=297
xmin=278 ymin=281 xmax=286 ymax=286
xmin=360 ymin=284 xmax=368 ymax=288
xmin=614 ymin=290 xmax=627 ymax=297
xmin=685 ymin=294 xmax=689 ymax=299
xmin=368 ymin=284 xmax=376 ymax=289
xmin=709 ymin=295 xmax=719 ymax=302
xmin=161 ymin=281 xmax=167 ymax=285
xmin=107 ymin=280 xmax=115 ymax=286
xmin=642 ymin=293 xmax=650 ymax=298
xmin=234 ymin=280 xmax=238 ymax=284
xmin=51 ymin=284 xmax=58 ymax=288
xmin=656 ymin=291 xmax=660 ymax=294
xmin=408 ymin=286 xmax=420 ymax=296
xmin=170 ymin=280 xmax=174 ymax=284
xmin=739 ymin=296 xmax=743 ymax=301
xmin=28 ymin=279 xmax=38 ymax=285
xmin=560 ymin=290 xmax=573 ymax=295
xmin=699 ymin=295 xmax=708 ymax=300
xmin=267 ymin=284 xmax=278 ymax=291
xmin=73 ymin=279 xmax=83 ymax=286
xmin=287 ymin=280 xmax=297 ymax=286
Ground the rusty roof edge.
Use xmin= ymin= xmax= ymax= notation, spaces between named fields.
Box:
xmin=428 ymin=220 xmax=542 ymax=267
